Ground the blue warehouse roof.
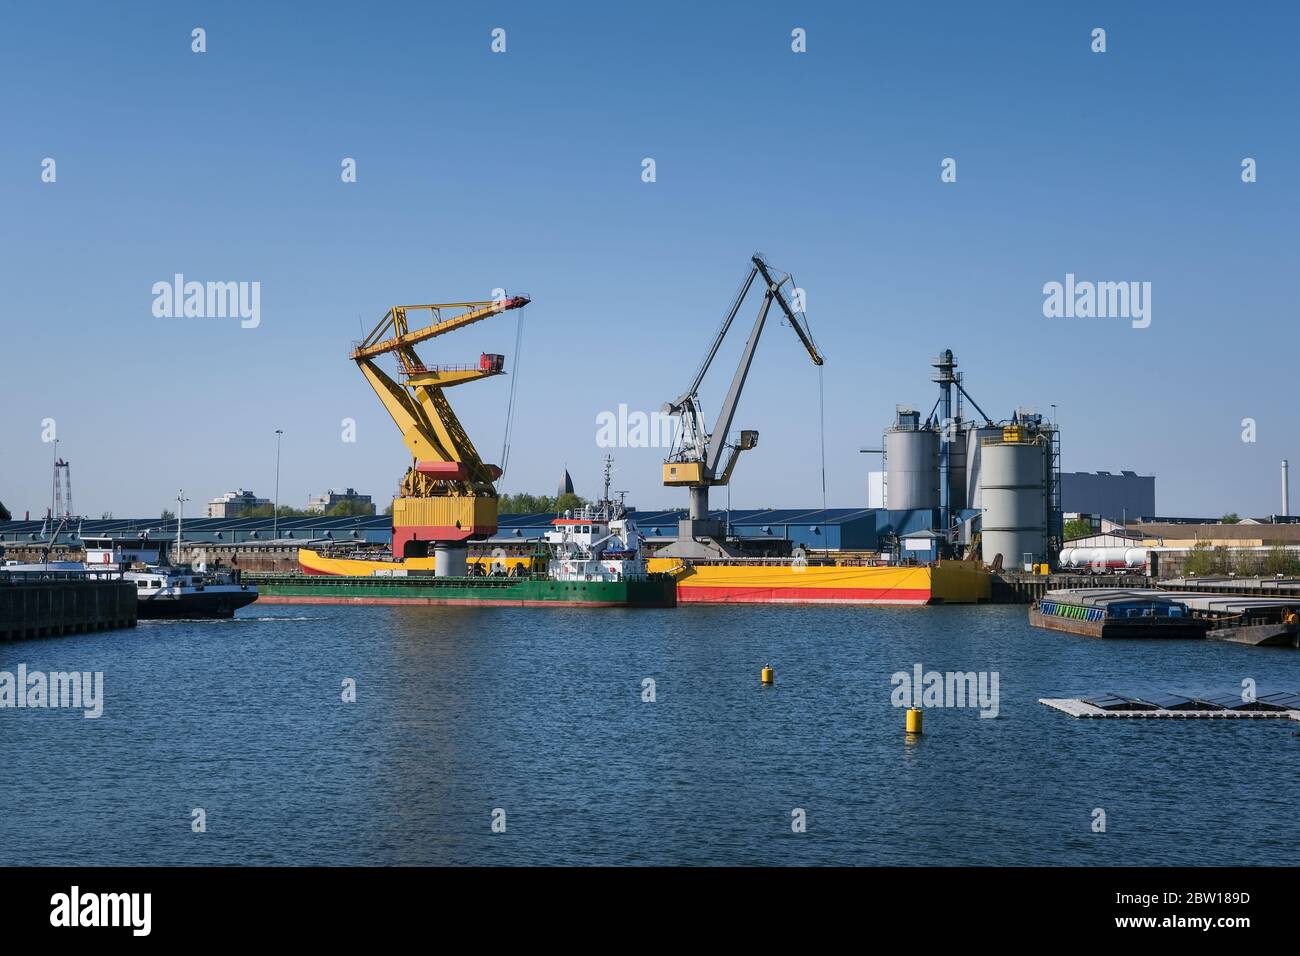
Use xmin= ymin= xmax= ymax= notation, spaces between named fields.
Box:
xmin=0 ymin=506 xmax=884 ymax=551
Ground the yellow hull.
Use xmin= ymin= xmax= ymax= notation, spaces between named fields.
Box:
xmin=297 ymin=548 xmax=537 ymax=576
xmin=645 ymin=558 xmax=989 ymax=605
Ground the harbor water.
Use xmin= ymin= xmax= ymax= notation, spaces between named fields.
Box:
xmin=2 ymin=604 xmax=1298 ymax=866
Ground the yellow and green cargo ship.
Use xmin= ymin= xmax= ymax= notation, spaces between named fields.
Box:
xmin=290 ymin=548 xmax=988 ymax=606
xmin=257 ymin=510 xmax=676 ymax=608
xmin=251 ymin=569 xmax=676 ymax=608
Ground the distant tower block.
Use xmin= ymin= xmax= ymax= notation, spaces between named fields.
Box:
xmin=1284 ymin=459 xmax=1290 ymax=517
xmin=558 ymin=468 xmax=575 ymax=498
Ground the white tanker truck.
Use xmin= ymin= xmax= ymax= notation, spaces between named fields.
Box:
xmin=1058 ymin=546 xmax=1150 ymax=574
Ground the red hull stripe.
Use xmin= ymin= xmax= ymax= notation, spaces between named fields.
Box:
xmin=676 ymin=585 xmax=933 ymax=606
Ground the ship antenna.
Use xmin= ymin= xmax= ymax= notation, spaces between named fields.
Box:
xmin=602 ymin=454 xmax=614 ymax=518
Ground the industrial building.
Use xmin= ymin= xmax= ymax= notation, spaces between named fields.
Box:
xmin=867 ymin=350 xmax=1063 ymax=569
xmin=306 ymin=487 xmax=374 ymax=513
xmin=205 ymin=489 xmax=270 ymax=518
xmin=1060 ymin=471 xmax=1155 ymax=522
xmin=0 ymin=509 xmax=877 ymax=552
xmin=0 ymin=514 xmax=390 ymax=549
xmin=1130 ymin=520 xmax=1300 ymax=549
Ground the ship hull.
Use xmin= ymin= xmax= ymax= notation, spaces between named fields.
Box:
xmin=252 ymin=571 xmax=675 ymax=609
xmin=1029 ymin=605 xmax=1209 ymax=639
xmin=136 ymin=588 xmax=259 ymax=619
xmin=645 ymin=559 xmax=989 ymax=606
xmin=294 ymin=550 xmax=988 ymax=608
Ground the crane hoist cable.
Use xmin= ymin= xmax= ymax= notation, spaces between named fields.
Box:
xmin=498 ymin=305 xmax=526 ymax=483
xmin=774 ymin=261 xmax=828 ymax=515
xmin=818 ymin=363 xmax=827 ymax=515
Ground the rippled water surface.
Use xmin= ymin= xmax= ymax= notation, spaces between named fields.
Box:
xmin=2 ymin=603 xmax=1298 ymax=865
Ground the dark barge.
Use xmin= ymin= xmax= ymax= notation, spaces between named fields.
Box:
xmin=1031 ymin=588 xmax=1300 ymax=645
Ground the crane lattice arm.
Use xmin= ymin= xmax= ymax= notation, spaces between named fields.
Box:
xmin=352 ymin=297 xmax=530 ymax=366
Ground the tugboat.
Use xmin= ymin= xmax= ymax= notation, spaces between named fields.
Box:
xmin=80 ymin=536 xmax=258 ymax=619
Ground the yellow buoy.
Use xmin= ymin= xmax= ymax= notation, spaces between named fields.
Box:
xmin=761 ymin=665 xmax=774 ymax=685
xmin=906 ymin=707 xmax=923 ymax=735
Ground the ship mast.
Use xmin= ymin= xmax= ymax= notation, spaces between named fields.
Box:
xmin=601 ymin=454 xmax=613 ymax=519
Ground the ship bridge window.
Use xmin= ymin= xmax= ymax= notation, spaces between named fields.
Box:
xmin=137 ymin=580 xmax=148 ymax=588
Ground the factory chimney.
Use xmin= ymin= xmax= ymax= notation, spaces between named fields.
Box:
xmin=1283 ymin=459 xmax=1290 ymax=517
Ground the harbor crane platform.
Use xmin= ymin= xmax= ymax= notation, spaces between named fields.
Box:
xmin=352 ymin=294 xmax=529 ymax=572
xmin=658 ymin=254 xmax=823 ymax=559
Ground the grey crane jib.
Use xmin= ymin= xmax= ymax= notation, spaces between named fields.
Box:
xmin=668 ymin=254 xmax=824 ymax=485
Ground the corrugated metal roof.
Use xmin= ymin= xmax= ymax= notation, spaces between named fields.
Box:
xmin=1 ymin=506 xmax=878 ymax=540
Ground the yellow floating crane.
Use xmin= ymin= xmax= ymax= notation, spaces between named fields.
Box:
xmin=352 ymin=294 xmax=530 ymax=569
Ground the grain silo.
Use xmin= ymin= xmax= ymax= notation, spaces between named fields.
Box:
xmin=884 ymin=407 xmax=939 ymax=510
xmin=979 ymin=422 xmax=1052 ymax=567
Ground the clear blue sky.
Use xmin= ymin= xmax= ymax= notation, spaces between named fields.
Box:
xmin=1 ymin=1 xmax=1296 ymax=520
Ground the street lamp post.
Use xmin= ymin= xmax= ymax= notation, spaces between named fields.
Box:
xmin=274 ymin=429 xmax=284 ymax=541
xmin=176 ymin=489 xmax=189 ymax=565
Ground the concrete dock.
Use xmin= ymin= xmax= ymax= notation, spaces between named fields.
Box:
xmin=1041 ymin=695 xmax=1300 ymax=719
xmin=0 ymin=571 xmax=137 ymax=641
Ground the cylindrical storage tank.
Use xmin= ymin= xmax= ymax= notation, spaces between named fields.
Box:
xmin=885 ymin=427 xmax=939 ymax=510
xmin=980 ymin=438 xmax=1048 ymax=567
xmin=965 ymin=426 xmax=1003 ymax=511
xmin=947 ymin=425 xmax=968 ymax=512
xmin=1076 ymin=547 xmax=1146 ymax=571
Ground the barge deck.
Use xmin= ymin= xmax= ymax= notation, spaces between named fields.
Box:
xmin=246 ymin=572 xmax=676 ymax=608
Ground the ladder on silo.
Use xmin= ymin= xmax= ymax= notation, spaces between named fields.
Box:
xmin=1047 ymin=428 xmax=1063 ymax=552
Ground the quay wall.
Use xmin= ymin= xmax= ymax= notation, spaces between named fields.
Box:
xmin=0 ymin=576 xmax=137 ymax=641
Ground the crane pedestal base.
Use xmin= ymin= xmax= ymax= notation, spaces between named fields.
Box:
xmin=656 ymin=531 xmax=748 ymax=561
xmin=433 ymin=545 xmax=469 ymax=577
xmin=678 ymin=517 xmax=726 ymax=541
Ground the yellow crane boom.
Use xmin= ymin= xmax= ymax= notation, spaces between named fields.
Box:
xmin=351 ymin=297 xmax=530 ymax=364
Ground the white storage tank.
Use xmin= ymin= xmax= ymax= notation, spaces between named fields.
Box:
xmin=980 ymin=435 xmax=1049 ymax=566
xmin=1059 ymin=547 xmax=1146 ymax=571
xmin=885 ymin=408 xmax=939 ymax=511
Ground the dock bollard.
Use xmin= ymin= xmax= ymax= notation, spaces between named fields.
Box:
xmin=761 ymin=665 xmax=774 ymax=685
xmin=906 ymin=707 xmax=923 ymax=735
